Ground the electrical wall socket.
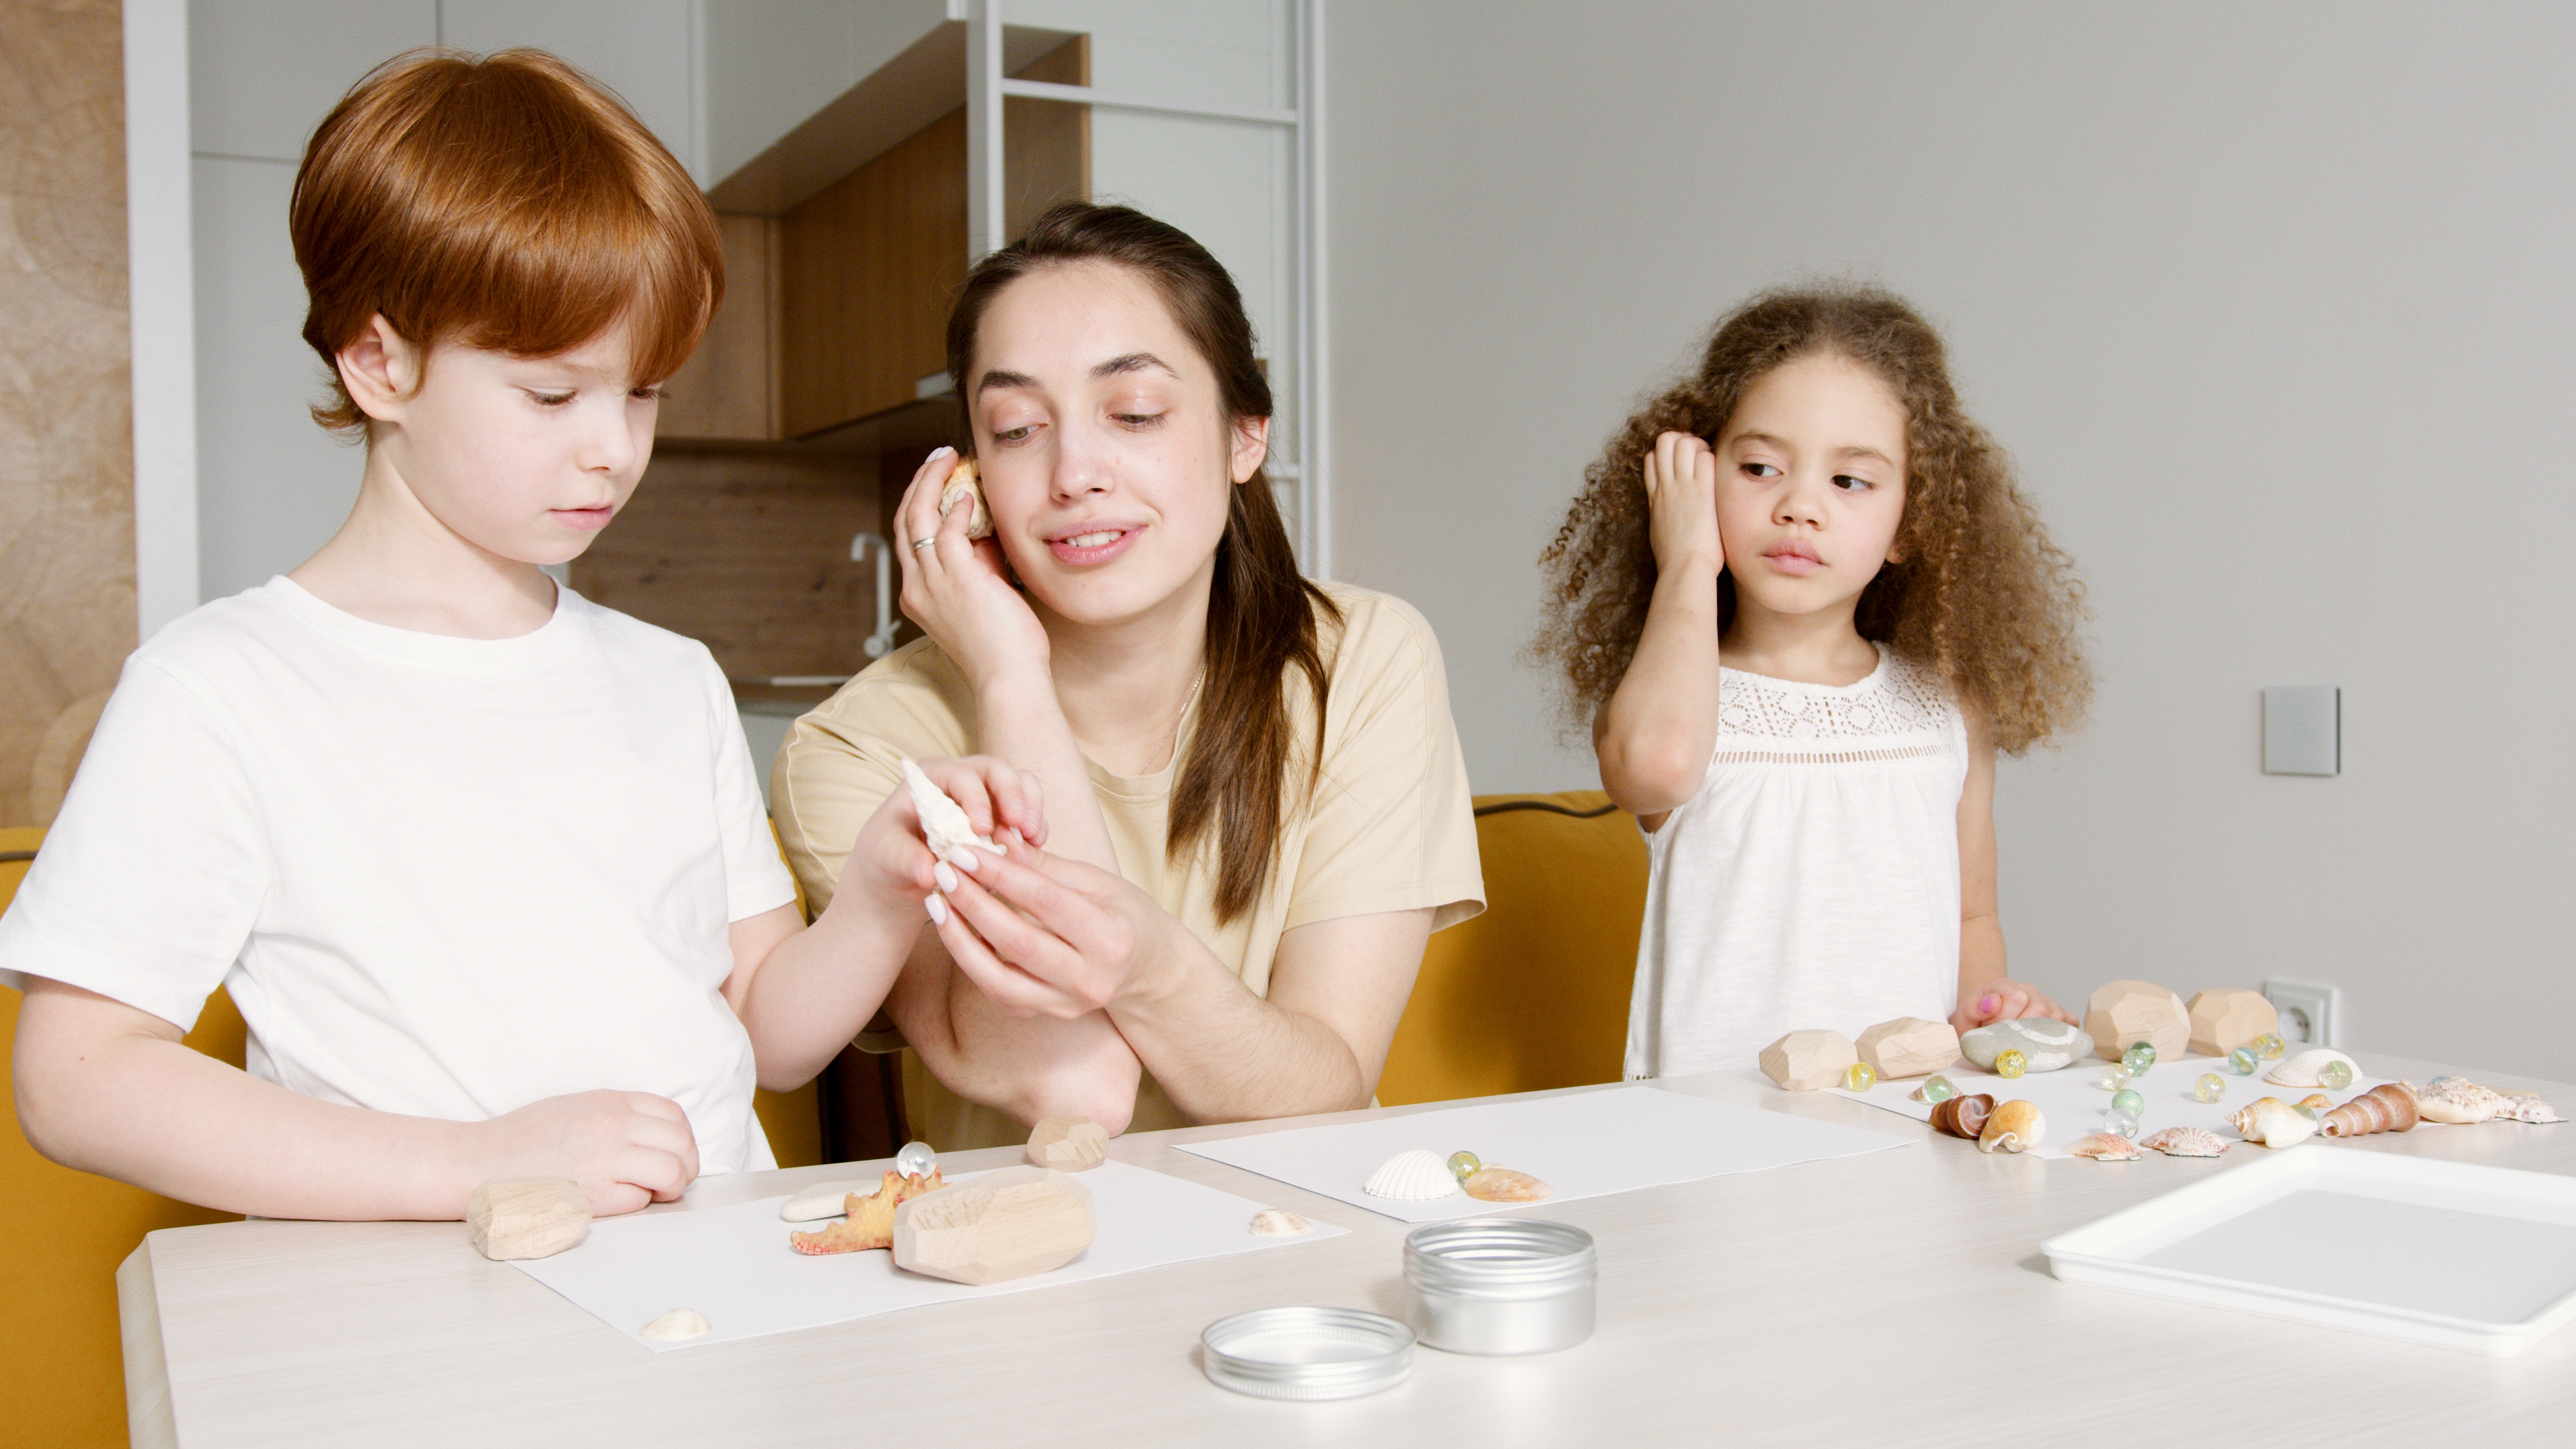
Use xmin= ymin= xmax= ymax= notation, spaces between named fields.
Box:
xmin=2263 ymin=979 xmax=2341 ymax=1048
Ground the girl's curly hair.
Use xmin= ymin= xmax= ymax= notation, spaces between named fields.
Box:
xmin=1532 ymin=284 xmax=2090 ymax=755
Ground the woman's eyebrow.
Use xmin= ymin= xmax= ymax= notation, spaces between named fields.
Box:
xmin=1091 ymin=351 xmax=1177 ymax=380
xmin=974 ymin=368 xmax=1040 ymax=395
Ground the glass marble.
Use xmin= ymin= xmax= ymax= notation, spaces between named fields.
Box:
xmin=2254 ymin=1032 xmax=2286 ymax=1060
xmin=1921 ymin=1075 xmax=1957 ymax=1104
xmin=2122 ymin=1042 xmax=2157 ymax=1075
xmin=2194 ymin=1073 xmax=2227 ymax=1104
xmin=1994 ymin=1049 xmax=2027 ymax=1080
xmin=2096 ymin=1063 xmax=2131 ymax=1091
xmin=2111 ymin=1088 xmax=2145 ymax=1117
xmin=2319 ymin=1059 xmax=2355 ymax=1091
xmin=1846 ymin=1062 xmax=1877 ymax=1092
xmin=1448 ymin=1150 xmax=1481 ymax=1184
xmin=2104 ymin=1106 xmax=2142 ymax=1138
xmin=895 ymin=1140 xmax=937 ymax=1180
xmin=2228 ymin=1047 xmax=2258 ymax=1075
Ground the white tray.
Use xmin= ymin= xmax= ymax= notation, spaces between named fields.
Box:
xmin=2041 ymin=1145 xmax=2576 ymax=1356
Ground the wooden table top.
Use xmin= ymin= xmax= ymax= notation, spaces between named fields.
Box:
xmin=120 ymin=1054 xmax=2576 ymax=1447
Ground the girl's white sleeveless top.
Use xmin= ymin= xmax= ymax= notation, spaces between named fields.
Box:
xmin=1625 ymin=648 xmax=1968 ymax=1081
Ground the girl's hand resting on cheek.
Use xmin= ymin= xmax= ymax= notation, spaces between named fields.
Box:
xmin=1952 ymin=980 xmax=2080 ymax=1034
xmin=837 ymin=754 xmax=1046 ymax=920
xmin=924 ymin=832 xmax=1182 ymax=1021
xmin=1643 ymin=429 xmax=1723 ymax=575
xmin=895 ymin=447 xmax=1051 ymax=690
xmin=469 ymin=1089 xmax=701 ymax=1216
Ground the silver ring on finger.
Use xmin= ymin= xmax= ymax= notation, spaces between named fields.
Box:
xmin=910 ymin=536 xmax=938 ymax=550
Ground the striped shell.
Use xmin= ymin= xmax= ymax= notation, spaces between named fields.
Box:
xmin=2231 ymin=1097 xmax=2319 ymax=1149
xmin=2265 ymin=1049 xmax=2360 ymax=1088
xmin=1929 ymin=1093 xmax=1995 ymax=1140
xmin=2319 ymin=1083 xmax=2418 ymax=1138
xmin=2140 ymin=1127 xmax=2229 ymax=1157
xmin=2411 ymin=1078 xmax=2508 ymax=1124
xmin=1978 ymin=1099 xmax=2045 ymax=1154
xmin=1363 ymin=1150 xmax=1460 ymax=1200
xmin=2067 ymin=1132 xmax=2143 ymax=1161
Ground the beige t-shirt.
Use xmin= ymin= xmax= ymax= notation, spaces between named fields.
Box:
xmin=771 ymin=581 xmax=1485 ymax=1149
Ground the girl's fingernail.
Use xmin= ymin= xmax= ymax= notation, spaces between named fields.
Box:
xmin=934 ymin=861 xmax=960 ymax=893
xmin=1979 ymin=994 xmax=1998 ymax=1014
xmin=926 ymin=893 xmax=949 ymax=925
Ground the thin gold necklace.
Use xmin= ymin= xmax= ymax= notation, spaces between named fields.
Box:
xmin=1153 ymin=668 xmax=1206 ymax=773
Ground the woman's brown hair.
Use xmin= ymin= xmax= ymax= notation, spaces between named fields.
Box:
xmin=291 ymin=47 xmax=722 ymax=438
xmin=947 ymin=203 xmax=1341 ymax=921
xmin=1533 ymin=284 xmax=2090 ymax=754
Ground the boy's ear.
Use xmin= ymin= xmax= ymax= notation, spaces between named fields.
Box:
xmin=1228 ymin=413 xmax=1270 ymax=486
xmin=337 ymin=314 xmax=422 ymax=424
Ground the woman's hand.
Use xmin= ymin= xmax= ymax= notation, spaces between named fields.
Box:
xmin=1952 ymin=979 xmax=2080 ymax=1033
xmin=923 ymin=834 xmax=1183 ymax=1021
xmin=834 ymin=755 xmax=1046 ymax=920
xmin=1643 ymin=430 xmax=1722 ymax=576
xmin=894 ymin=447 xmax=1052 ymax=690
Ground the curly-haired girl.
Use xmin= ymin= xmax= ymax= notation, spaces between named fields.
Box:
xmin=1533 ymin=285 xmax=2091 ymax=1081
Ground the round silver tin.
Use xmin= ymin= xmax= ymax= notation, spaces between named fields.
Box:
xmin=1200 ymin=1306 xmax=1415 ymax=1400
xmin=1403 ymin=1218 xmax=1596 ymax=1356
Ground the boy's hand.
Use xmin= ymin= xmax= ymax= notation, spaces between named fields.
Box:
xmin=1952 ymin=980 xmax=2080 ymax=1033
xmin=472 ymin=1089 xmax=701 ymax=1216
xmin=1643 ymin=430 xmax=1722 ymax=576
xmin=896 ymin=447 xmax=1052 ymax=692
xmin=838 ymin=754 xmax=1046 ymax=919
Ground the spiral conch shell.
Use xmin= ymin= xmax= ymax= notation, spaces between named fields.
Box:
xmin=1929 ymin=1093 xmax=1995 ymax=1140
xmin=2265 ymin=1049 xmax=2360 ymax=1088
xmin=939 ymin=457 xmax=994 ymax=540
xmin=1462 ymin=1166 xmax=1553 ymax=1203
xmin=2230 ymin=1097 xmax=2318 ymax=1149
xmin=1978 ymin=1099 xmax=2044 ymax=1154
xmin=1363 ymin=1150 xmax=1460 ymax=1200
xmin=2140 ymin=1127 xmax=2228 ymax=1157
xmin=2319 ymin=1083 xmax=2419 ymax=1138
xmin=2067 ymin=1132 xmax=2142 ymax=1161
xmin=901 ymin=758 xmax=996 ymax=865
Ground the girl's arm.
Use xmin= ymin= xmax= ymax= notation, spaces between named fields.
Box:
xmin=1596 ymin=431 xmax=1724 ymax=829
xmin=1950 ymin=712 xmax=2076 ymax=1031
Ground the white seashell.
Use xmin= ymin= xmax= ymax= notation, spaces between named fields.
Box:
xmin=2498 ymin=1093 xmax=2565 ymax=1124
xmin=2265 ymin=1049 xmax=2360 ymax=1088
xmin=2230 ymin=1098 xmax=2319 ymax=1149
xmin=1363 ymin=1149 xmax=1460 ymax=1200
xmin=2411 ymin=1078 xmax=2508 ymax=1124
xmin=641 ymin=1308 xmax=710 ymax=1341
xmin=901 ymin=758 xmax=996 ymax=865
xmin=1249 ymin=1209 xmax=1311 ymax=1236
xmin=2140 ymin=1127 xmax=2229 ymax=1158
xmin=779 ymin=1179 xmax=875 ymax=1223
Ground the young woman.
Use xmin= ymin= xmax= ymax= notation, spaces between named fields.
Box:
xmin=772 ymin=203 xmax=1484 ymax=1148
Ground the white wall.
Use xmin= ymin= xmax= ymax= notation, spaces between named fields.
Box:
xmin=1324 ymin=2 xmax=2576 ymax=1078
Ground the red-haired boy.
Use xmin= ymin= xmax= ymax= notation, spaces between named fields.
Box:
xmin=2 ymin=50 xmax=1034 ymax=1219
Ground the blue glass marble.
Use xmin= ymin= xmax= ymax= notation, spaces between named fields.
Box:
xmin=2228 ymin=1047 xmax=2258 ymax=1075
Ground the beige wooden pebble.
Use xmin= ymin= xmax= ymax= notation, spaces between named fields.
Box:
xmin=466 ymin=1179 xmax=590 ymax=1261
xmin=1025 ymin=1116 xmax=1109 ymax=1171
xmin=893 ymin=1168 xmax=1095 ymax=1286
xmin=1855 ymin=1016 xmax=1961 ymax=1079
xmin=2186 ymin=987 xmax=2280 ymax=1057
xmin=2083 ymin=979 xmax=2191 ymax=1062
xmin=1758 ymin=1029 xmax=1859 ymax=1091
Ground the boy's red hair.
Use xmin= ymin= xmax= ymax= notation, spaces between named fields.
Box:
xmin=290 ymin=47 xmax=722 ymax=436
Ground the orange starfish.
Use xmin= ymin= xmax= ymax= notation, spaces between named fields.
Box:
xmin=788 ymin=1169 xmax=945 ymax=1255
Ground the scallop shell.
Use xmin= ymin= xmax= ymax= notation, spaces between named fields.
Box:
xmin=2067 ymin=1132 xmax=2142 ymax=1161
xmin=1928 ymin=1093 xmax=1995 ymax=1140
xmin=1978 ymin=1099 xmax=2045 ymax=1154
xmin=1363 ymin=1149 xmax=1460 ymax=1200
xmin=1249 ymin=1209 xmax=1311 ymax=1236
xmin=2265 ymin=1049 xmax=2360 ymax=1088
xmin=2319 ymin=1083 xmax=2418 ymax=1138
xmin=641 ymin=1308 xmax=710 ymax=1341
xmin=2140 ymin=1127 xmax=2229 ymax=1157
xmin=1461 ymin=1166 xmax=1553 ymax=1203
xmin=939 ymin=457 xmax=995 ymax=539
xmin=2498 ymin=1093 xmax=2565 ymax=1124
xmin=2230 ymin=1097 xmax=2318 ymax=1149
xmin=2411 ymin=1078 xmax=2507 ymax=1125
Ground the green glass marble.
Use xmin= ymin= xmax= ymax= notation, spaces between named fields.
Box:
xmin=2103 ymin=1106 xmax=2142 ymax=1138
xmin=2122 ymin=1042 xmax=2157 ymax=1075
xmin=2254 ymin=1032 xmax=2286 ymax=1060
xmin=2097 ymin=1063 xmax=2132 ymax=1092
xmin=1447 ymin=1150 xmax=1481 ymax=1183
xmin=2228 ymin=1046 xmax=2258 ymax=1075
xmin=1846 ymin=1062 xmax=1877 ymax=1092
xmin=2319 ymin=1059 xmax=2355 ymax=1091
xmin=2110 ymin=1088 xmax=2145 ymax=1117
xmin=1921 ymin=1075 xmax=1958 ymax=1104
xmin=1993 ymin=1049 xmax=2027 ymax=1079
xmin=2194 ymin=1073 xmax=2227 ymax=1104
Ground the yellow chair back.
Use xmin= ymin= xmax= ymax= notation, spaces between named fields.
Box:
xmin=1376 ymin=792 xmax=1646 ymax=1106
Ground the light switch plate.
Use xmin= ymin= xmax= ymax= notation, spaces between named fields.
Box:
xmin=2263 ymin=979 xmax=2340 ymax=1048
xmin=2263 ymin=686 xmax=2340 ymax=775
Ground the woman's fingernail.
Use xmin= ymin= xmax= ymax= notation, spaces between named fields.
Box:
xmin=934 ymin=861 xmax=960 ymax=893
xmin=930 ymin=445 xmax=954 ymax=460
xmin=948 ymin=848 xmax=978 ymax=874
xmin=926 ymin=893 xmax=949 ymax=925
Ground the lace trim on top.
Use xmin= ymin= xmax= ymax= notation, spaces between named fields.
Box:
xmin=1715 ymin=654 xmax=1956 ymax=750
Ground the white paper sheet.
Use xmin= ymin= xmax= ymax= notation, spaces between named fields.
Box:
xmin=1172 ymin=1085 xmax=1911 ymax=1222
xmin=1824 ymin=1052 xmax=2386 ymax=1158
xmin=510 ymin=1161 xmax=1346 ymax=1351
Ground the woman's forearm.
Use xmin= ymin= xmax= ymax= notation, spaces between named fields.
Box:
xmin=1597 ymin=555 xmax=1723 ymax=815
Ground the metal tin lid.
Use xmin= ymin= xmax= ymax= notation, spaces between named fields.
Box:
xmin=1200 ymin=1307 xmax=1415 ymax=1401
xmin=1404 ymin=1218 xmax=1597 ymax=1297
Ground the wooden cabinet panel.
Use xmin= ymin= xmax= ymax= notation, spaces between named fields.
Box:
xmin=658 ymin=213 xmax=780 ymax=442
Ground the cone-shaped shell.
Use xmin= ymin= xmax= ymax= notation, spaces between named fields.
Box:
xmin=2319 ymin=1083 xmax=2419 ymax=1138
xmin=2067 ymin=1132 xmax=2143 ymax=1161
xmin=2265 ymin=1049 xmax=2360 ymax=1088
xmin=1462 ymin=1166 xmax=1553 ymax=1203
xmin=1978 ymin=1099 xmax=2045 ymax=1154
xmin=1929 ymin=1093 xmax=1995 ymax=1140
xmin=2140 ymin=1127 xmax=2229 ymax=1157
xmin=2231 ymin=1097 xmax=2318 ymax=1148
xmin=1363 ymin=1149 xmax=1460 ymax=1200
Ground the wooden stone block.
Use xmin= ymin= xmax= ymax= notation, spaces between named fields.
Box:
xmin=1025 ymin=1116 xmax=1108 ymax=1171
xmin=467 ymin=1178 xmax=590 ymax=1261
xmin=2186 ymin=988 xmax=2280 ymax=1057
xmin=1758 ymin=1029 xmax=1859 ymax=1091
xmin=893 ymin=1167 xmax=1095 ymax=1286
xmin=2083 ymin=980 xmax=2191 ymax=1062
xmin=1855 ymin=1017 xmax=1961 ymax=1079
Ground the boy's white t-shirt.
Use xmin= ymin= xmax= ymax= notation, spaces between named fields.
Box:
xmin=0 ymin=577 xmax=797 ymax=1173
